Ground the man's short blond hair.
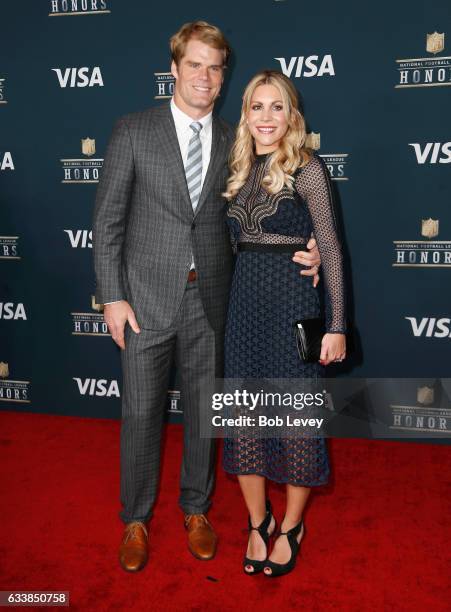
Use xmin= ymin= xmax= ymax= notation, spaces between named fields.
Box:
xmin=170 ymin=21 xmax=231 ymax=67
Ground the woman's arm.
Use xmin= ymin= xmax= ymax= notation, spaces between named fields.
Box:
xmin=294 ymin=155 xmax=346 ymax=333
xmin=294 ymin=155 xmax=347 ymax=364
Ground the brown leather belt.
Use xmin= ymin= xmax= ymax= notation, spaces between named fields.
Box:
xmin=187 ymin=269 xmax=197 ymax=282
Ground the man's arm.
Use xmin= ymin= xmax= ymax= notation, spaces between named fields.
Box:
xmin=93 ymin=117 xmax=140 ymax=349
xmin=292 ymin=236 xmax=321 ymax=287
xmin=93 ymin=117 xmax=135 ymax=304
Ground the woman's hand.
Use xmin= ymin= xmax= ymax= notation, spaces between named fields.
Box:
xmin=319 ymin=333 xmax=346 ymax=366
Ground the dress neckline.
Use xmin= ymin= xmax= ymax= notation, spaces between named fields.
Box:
xmin=255 ymin=152 xmax=270 ymax=163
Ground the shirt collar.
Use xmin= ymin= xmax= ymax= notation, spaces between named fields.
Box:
xmin=170 ymin=97 xmax=212 ymax=132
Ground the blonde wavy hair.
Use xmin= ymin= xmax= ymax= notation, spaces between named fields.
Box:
xmin=223 ymin=70 xmax=312 ymax=200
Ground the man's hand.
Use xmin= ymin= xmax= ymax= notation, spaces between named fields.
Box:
xmin=103 ymin=300 xmax=141 ymax=350
xmin=292 ymin=236 xmax=321 ymax=287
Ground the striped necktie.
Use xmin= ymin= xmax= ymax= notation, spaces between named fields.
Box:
xmin=185 ymin=121 xmax=203 ymax=212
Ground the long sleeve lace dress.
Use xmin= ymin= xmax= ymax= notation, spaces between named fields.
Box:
xmin=222 ymin=152 xmax=346 ymax=486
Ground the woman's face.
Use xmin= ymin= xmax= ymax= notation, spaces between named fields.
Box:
xmin=246 ymin=84 xmax=290 ymax=154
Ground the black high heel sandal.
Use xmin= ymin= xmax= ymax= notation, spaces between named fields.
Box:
xmin=263 ymin=519 xmax=305 ymax=577
xmin=243 ymin=500 xmax=275 ymax=575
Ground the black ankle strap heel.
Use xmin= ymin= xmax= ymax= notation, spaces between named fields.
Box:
xmin=243 ymin=500 xmax=275 ymax=575
xmin=263 ymin=519 xmax=305 ymax=577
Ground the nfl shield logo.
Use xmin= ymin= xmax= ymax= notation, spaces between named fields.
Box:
xmin=91 ymin=295 xmax=104 ymax=312
xmin=426 ymin=32 xmax=445 ymax=55
xmin=0 ymin=362 xmax=9 ymax=378
xmin=305 ymin=132 xmax=321 ymax=150
xmin=81 ymin=137 xmax=96 ymax=157
xmin=421 ymin=218 xmax=439 ymax=239
xmin=417 ymin=386 xmax=434 ymax=406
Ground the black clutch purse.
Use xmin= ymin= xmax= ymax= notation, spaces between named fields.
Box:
xmin=294 ymin=317 xmax=326 ymax=363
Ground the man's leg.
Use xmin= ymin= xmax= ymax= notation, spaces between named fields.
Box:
xmin=120 ymin=323 xmax=176 ymax=524
xmin=175 ymin=280 xmax=217 ymax=515
xmin=174 ymin=280 xmax=222 ymax=560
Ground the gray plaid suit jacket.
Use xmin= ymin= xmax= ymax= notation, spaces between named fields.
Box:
xmin=93 ymin=102 xmax=235 ymax=331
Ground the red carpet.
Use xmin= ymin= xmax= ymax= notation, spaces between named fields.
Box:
xmin=0 ymin=411 xmax=450 ymax=611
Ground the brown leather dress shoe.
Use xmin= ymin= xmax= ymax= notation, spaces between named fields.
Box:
xmin=119 ymin=521 xmax=148 ymax=572
xmin=184 ymin=514 xmax=218 ymax=560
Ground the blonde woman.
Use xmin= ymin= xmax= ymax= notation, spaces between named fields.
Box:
xmin=222 ymin=70 xmax=346 ymax=577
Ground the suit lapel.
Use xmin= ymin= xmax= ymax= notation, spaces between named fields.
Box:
xmin=154 ymin=104 xmax=228 ymax=217
xmin=154 ymin=102 xmax=192 ymax=210
xmin=194 ymin=116 xmax=227 ymax=217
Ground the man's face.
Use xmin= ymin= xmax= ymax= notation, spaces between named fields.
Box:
xmin=171 ymin=38 xmax=224 ymax=117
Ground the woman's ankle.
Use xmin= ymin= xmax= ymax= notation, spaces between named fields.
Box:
xmin=249 ymin=511 xmax=267 ymax=528
xmin=280 ymin=515 xmax=303 ymax=532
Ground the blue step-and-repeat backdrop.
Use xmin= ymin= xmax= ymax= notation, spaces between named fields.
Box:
xmin=1 ymin=1 xmax=450 ymax=437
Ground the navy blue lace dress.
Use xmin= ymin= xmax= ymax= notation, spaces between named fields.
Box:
xmin=222 ymin=152 xmax=346 ymax=486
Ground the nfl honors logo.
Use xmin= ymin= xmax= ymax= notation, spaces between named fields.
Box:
xmin=0 ymin=77 xmax=7 ymax=104
xmin=48 ymin=0 xmax=110 ymax=17
xmin=417 ymin=386 xmax=434 ymax=406
xmin=154 ymin=72 xmax=175 ymax=99
xmin=0 ymin=362 xmax=31 ymax=403
xmin=0 ymin=236 xmax=20 ymax=259
xmin=91 ymin=295 xmax=104 ymax=312
xmin=0 ymin=362 xmax=9 ymax=378
xmin=81 ymin=137 xmax=96 ymax=157
xmin=421 ymin=218 xmax=439 ymax=239
xmin=306 ymin=132 xmax=349 ymax=181
xmin=71 ymin=296 xmax=109 ymax=336
xmin=61 ymin=137 xmax=103 ymax=184
xmin=393 ymin=218 xmax=451 ymax=267
xmin=305 ymin=132 xmax=321 ymax=150
xmin=168 ymin=390 xmax=182 ymax=414
xmin=390 ymin=384 xmax=451 ymax=433
xmin=426 ymin=32 xmax=445 ymax=55
xmin=395 ymin=31 xmax=451 ymax=88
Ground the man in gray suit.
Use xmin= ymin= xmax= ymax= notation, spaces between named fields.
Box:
xmin=93 ymin=21 xmax=320 ymax=572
